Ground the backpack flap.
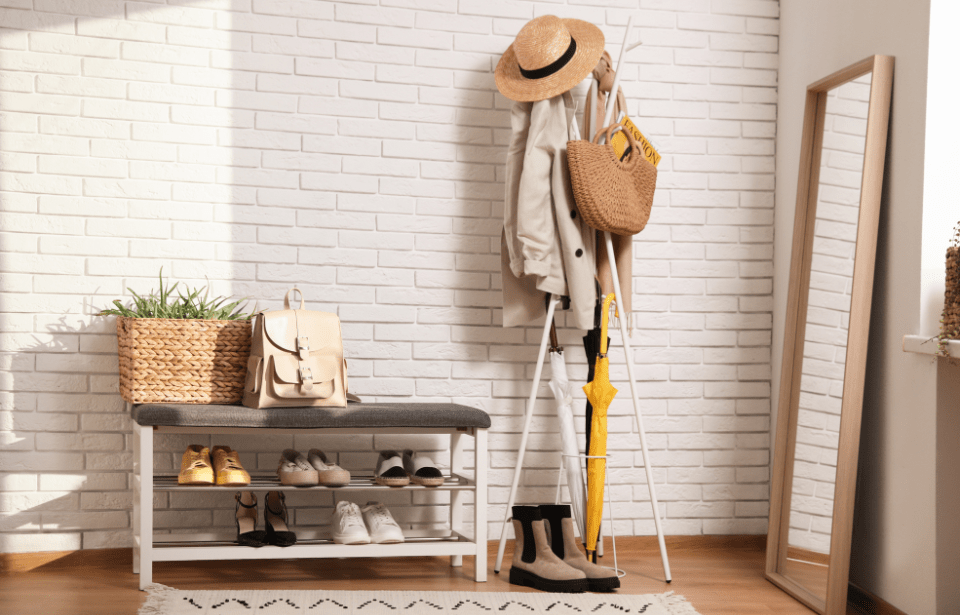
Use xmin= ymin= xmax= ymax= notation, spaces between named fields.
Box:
xmin=263 ymin=310 xmax=343 ymax=355
xmin=270 ymin=354 xmax=338 ymax=399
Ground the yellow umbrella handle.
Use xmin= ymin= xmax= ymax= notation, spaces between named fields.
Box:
xmin=599 ymin=293 xmax=615 ymax=356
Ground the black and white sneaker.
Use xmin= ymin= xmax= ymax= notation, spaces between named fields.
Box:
xmin=402 ymin=449 xmax=444 ymax=487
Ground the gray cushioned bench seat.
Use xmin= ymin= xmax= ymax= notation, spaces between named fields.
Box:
xmin=131 ymin=402 xmax=491 ymax=430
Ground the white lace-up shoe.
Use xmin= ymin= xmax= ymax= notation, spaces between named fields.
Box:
xmin=331 ymin=501 xmax=370 ymax=545
xmin=361 ymin=501 xmax=405 ymax=544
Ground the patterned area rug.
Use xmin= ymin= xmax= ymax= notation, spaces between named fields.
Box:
xmin=139 ymin=584 xmax=701 ymax=614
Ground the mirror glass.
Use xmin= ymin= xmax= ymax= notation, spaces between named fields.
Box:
xmin=782 ymin=73 xmax=873 ymax=601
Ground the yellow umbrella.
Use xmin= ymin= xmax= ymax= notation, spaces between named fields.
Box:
xmin=581 ymin=293 xmax=618 ymax=558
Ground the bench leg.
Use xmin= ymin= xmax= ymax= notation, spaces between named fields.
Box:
xmin=474 ymin=428 xmax=487 ymax=582
xmin=132 ymin=406 xmax=139 ymax=575
xmin=450 ymin=431 xmax=464 ymax=568
xmin=137 ymin=424 xmax=153 ymax=589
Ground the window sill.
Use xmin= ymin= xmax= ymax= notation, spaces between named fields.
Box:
xmin=901 ymin=334 xmax=960 ymax=358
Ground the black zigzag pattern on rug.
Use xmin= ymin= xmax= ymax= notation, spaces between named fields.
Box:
xmin=451 ymin=598 xmax=493 ymax=611
xmin=588 ymin=602 xmax=651 ymax=612
xmin=308 ymin=598 xmax=348 ymax=610
xmin=497 ymin=600 xmax=536 ymax=611
xmin=209 ymin=597 xmax=251 ymax=609
xmin=259 ymin=598 xmax=300 ymax=610
xmin=358 ymin=598 xmax=398 ymax=610
xmin=404 ymin=599 xmax=444 ymax=610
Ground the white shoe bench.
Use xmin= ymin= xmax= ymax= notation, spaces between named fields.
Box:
xmin=130 ymin=401 xmax=489 ymax=590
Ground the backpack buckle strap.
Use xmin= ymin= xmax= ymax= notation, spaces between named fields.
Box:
xmin=297 ymin=336 xmax=310 ymax=361
xmin=299 ymin=364 xmax=314 ymax=392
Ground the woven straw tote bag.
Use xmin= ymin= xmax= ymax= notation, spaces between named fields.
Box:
xmin=567 ymin=124 xmax=657 ymax=236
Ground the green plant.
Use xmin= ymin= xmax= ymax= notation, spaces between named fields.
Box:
xmin=99 ymin=268 xmax=250 ymax=320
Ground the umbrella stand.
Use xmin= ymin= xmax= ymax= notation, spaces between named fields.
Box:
xmin=554 ymin=452 xmax=625 ymax=579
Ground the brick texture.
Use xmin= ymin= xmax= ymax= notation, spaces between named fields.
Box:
xmin=0 ymin=0 xmax=778 ymax=553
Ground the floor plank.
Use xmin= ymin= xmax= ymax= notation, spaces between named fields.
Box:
xmin=0 ymin=536 xmax=851 ymax=614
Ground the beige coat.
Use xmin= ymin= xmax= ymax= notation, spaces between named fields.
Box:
xmin=502 ymin=92 xmax=596 ymax=331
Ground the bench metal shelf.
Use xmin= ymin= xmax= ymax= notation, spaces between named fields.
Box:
xmin=130 ymin=402 xmax=489 ymax=590
xmin=152 ymin=473 xmax=476 ymax=492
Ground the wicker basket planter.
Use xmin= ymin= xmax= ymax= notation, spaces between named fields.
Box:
xmin=944 ymin=247 xmax=960 ymax=341
xmin=116 ymin=316 xmax=251 ymax=404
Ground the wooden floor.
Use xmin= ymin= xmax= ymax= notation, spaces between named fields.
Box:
xmin=0 ymin=536 xmax=862 ymax=614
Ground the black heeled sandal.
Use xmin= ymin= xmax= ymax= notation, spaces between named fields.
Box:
xmin=235 ymin=492 xmax=267 ymax=547
xmin=264 ymin=491 xmax=297 ymax=547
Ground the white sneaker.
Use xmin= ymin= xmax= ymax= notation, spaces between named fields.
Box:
xmin=331 ymin=501 xmax=370 ymax=545
xmin=361 ymin=501 xmax=405 ymax=544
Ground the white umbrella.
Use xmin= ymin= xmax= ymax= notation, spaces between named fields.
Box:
xmin=549 ymin=345 xmax=587 ymax=539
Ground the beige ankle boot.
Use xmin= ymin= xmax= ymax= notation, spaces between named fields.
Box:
xmin=509 ymin=505 xmax=588 ymax=593
xmin=540 ymin=504 xmax=620 ymax=591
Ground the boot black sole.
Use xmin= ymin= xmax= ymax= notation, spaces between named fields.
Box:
xmin=509 ymin=566 xmax=588 ymax=593
xmin=587 ymin=576 xmax=621 ymax=592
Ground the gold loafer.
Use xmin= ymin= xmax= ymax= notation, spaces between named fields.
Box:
xmin=212 ymin=445 xmax=251 ymax=486
xmin=178 ymin=445 xmax=214 ymax=485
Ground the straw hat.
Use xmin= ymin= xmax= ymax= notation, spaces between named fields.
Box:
xmin=495 ymin=15 xmax=605 ymax=103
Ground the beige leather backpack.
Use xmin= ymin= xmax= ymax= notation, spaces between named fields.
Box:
xmin=242 ymin=289 xmax=347 ymax=409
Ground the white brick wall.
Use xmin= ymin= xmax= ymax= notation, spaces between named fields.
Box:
xmin=789 ymin=76 xmax=869 ymax=555
xmin=0 ymin=0 xmax=778 ymax=553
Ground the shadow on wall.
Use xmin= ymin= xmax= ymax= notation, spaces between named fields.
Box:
xmin=0 ymin=314 xmax=125 ymax=552
xmin=0 ymin=1 xmax=518 ymax=552
xmin=850 ymin=89 xmax=896 ymax=592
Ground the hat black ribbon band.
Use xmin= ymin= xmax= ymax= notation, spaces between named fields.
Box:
xmin=519 ymin=37 xmax=577 ymax=80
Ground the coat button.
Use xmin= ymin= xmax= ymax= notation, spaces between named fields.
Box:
xmin=575 ymin=249 xmax=583 ymax=257
xmin=570 ymin=210 xmax=577 ymax=219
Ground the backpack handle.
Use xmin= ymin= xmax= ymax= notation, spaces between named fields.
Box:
xmin=283 ymin=288 xmax=305 ymax=310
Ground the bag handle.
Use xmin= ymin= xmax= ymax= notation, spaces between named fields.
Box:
xmin=283 ymin=288 xmax=305 ymax=310
xmin=592 ymin=124 xmax=641 ymax=172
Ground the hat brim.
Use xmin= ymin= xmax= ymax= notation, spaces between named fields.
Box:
xmin=495 ymin=19 xmax=605 ymax=103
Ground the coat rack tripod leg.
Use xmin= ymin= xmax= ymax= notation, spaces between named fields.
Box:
xmin=604 ymin=230 xmax=672 ymax=582
xmin=494 ymin=294 xmax=562 ymax=574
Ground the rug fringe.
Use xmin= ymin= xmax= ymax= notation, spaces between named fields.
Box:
xmin=658 ymin=591 xmax=700 ymax=614
xmin=138 ymin=584 xmax=176 ymax=615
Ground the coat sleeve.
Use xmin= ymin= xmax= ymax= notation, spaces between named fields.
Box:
xmin=514 ymin=97 xmax=562 ymax=279
xmin=502 ymin=101 xmax=532 ymax=276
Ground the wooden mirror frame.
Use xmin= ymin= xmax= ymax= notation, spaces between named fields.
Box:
xmin=765 ymin=55 xmax=894 ymax=615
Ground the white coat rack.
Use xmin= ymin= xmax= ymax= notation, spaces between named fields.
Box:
xmin=493 ymin=17 xmax=672 ymax=583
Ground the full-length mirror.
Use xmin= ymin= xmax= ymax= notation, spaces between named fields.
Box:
xmin=766 ymin=56 xmax=894 ymax=615
xmin=784 ymin=73 xmax=872 ymax=599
